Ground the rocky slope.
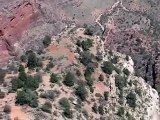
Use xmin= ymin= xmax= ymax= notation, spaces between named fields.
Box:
xmin=95 ymin=0 xmax=160 ymax=95
xmin=0 ymin=25 xmax=159 ymax=120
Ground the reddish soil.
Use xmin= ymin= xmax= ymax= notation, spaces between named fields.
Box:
xmin=0 ymin=1 xmax=36 ymax=40
xmin=0 ymin=1 xmax=37 ymax=66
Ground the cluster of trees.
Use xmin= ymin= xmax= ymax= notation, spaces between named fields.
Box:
xmin=12 ymin=65 xmax=41 ymax=107
xmin=12 ymin=71 xmax=41 ymax=91
xmin=20 ymin=50 xmax=43 ymax=70
xmin=16 ymin=89 xmax=38 ymax=108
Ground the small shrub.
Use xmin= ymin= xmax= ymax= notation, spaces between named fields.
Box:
xmin=46 ymin=62 xmax=54 ymax=71
xmin=79 ymin=51 xmax=93 ymax=66
xmin=135 ymin=87 xmax=142 ymax=97
xmin=117 ymin=107 xmax=124 ymax=117
xmin=92 ymin=103 xmax=98 ymax=113
xmin=98 ymin=105 xmax=104 ymax=115
xmin=18 ymin=64 xmax=25 ymax=72
xmin=84 ymin=66 xmax=94 ymax=77
xmin=114 ymin=66 xmax=121 ymax=74
xmin=81 ymin=39 xmax=93 ymax=51
xmin=27 ymin=52 xmax=38 ymax=69
xmin=76 ymin=39 xmax=81 ymax=47
xmin=63 ymin=72 xmax=75 ymax=87
xmin=104 ymin=91 xmax=109 ymax=101
xmin=99 ymin=74 xmax=104 ymax=81
xmin=76 ymin=70 xmax=81 ymax=76
xmin=82 ymin=110 xmax=89 ymax=119
xmin=111 ymin=56 xmax=118 ymax=64
xmin=125 ymin=55 xmax=129 ymax=61
xmin=89 ymin=87 xmax=94 ymax=93
xmin=40 ymin=90 xmax=58 ymax=100
xmin=3 ymin=105 xmax=11 ymax=113
xmin=43 ymin=35 xmax=51 ymax=47
xmin=0 ymin=91 xmax=5 ymax=99
xmin=108 ymin=50 xmax=113 ymax=56
xmin=50 ymin=73 xmax=59 ymax=83
xmin=41 ymin=101 xmax=52 ymax=113
xmin=126 ymin=92 xmax=136 ymax=108
xmin=86 ymin=76 xmax=93 ymax=87
xmin=115 ymin=75 xmax=127 ymax=90
xmin=20 ymin=55 xmax=27 ymax=62
xmin=96 ymin=51 xmax=103 ymax=61
xmin=126 ymin=112 xmax=135 ymax=120
xmin=75 ymin=84 xmax=88 ymax=101
xmin=84 ymin=26 xmax=94 ymax=36
xmin=63 ymin=108 xmax=73 ymax=119
xmin=59 ymin=98 xmax=70 ymax=109
xmin=102 ymin=61 xmax=114 ymax=75
xmin=123 ymin=68 xmax=130 ymax=76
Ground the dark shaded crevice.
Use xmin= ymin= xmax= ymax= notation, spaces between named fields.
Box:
xmin=144 ymin=62 xmax=149 ymax=82
xmin=0 ymin=30 xmax=4 ymax=36
xmin=152 ymin=61 xmax=156 ymax=89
